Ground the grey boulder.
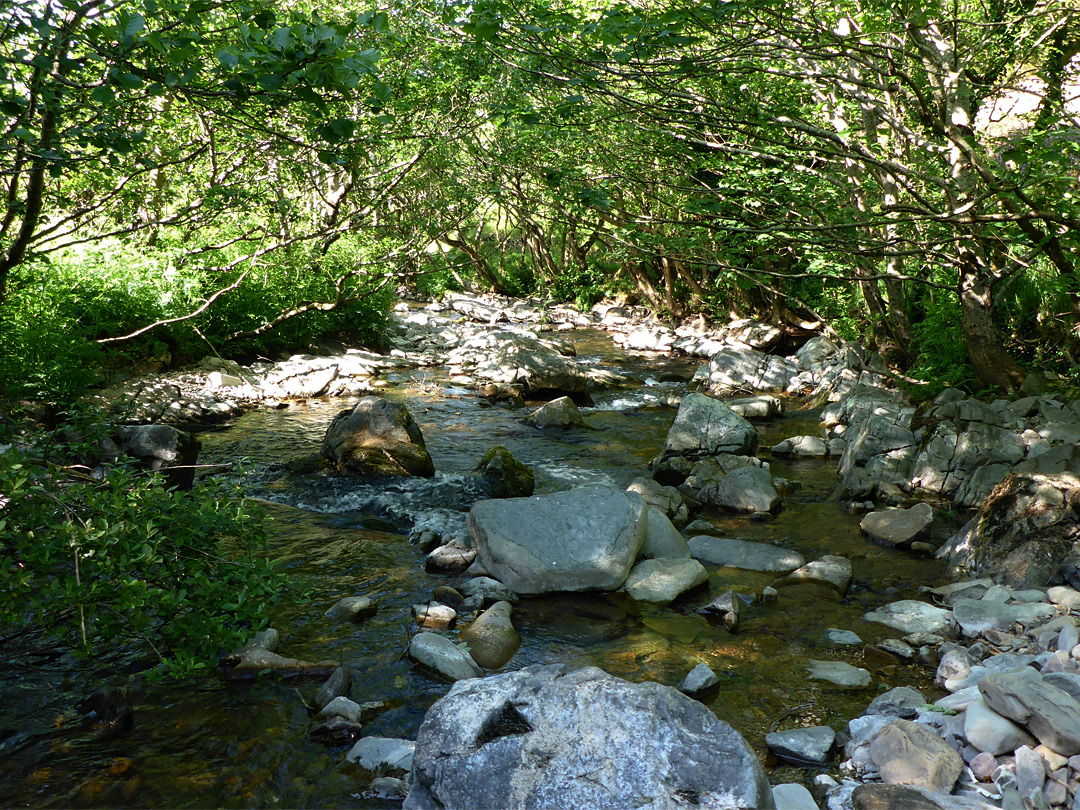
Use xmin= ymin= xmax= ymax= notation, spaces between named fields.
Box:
xmin=404 ymin=664 xmax=774 ymax=810
xmin=408 ymin=632 xmax=483 ymax=682
xmin=623 ymin=559 xmax=708 ymax=605
xmin=766 ymin=726 xmax=835 ymax=766
xmin=467 ymin=487 xmax=647 ymax=595
xmin=688 ymin=535 xmax=804 ymax=573
xmin=323 ymin=397 xmax=434 ymax=477
xmin=860 ymin=503 xmax=933 ymax=547
xmin=660 ymin=393 xmax=759 ymax=461
xmin=979 ymin=667 xmax=1080 ymax=755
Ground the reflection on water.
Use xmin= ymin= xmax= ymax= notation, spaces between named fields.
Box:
xmin=0 ymin=329 xmax=951 ymax=807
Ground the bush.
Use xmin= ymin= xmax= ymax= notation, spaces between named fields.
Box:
xmin=0 ymin=437 xmax=284 ymax=679
xmin=907 ymin=293 xmax=977 ymax=395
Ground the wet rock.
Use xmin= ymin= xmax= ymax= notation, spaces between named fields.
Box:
xmin=807 ymin=660 xmax=872 ymax=688
xmin=825 ymin=628 xmax=863 ymax=646
xmin=698 ymin=591 xmax=741 ymax=631
xmin=524 ymin=397 xmax=586 ymax=429
xmin=850 ymin=783 xmax=987 ymax=810
xmin=467 ymin=487 xmax=647 ymax=595
xmin=777 ymin=555 xmax=852 ymax=595
xmin=363 ymin=777 xmax=409 ymax=801
xmin=309 ymin=700 xmax=365 ymax=744
xmin=471 ymin=446 xmax=534 ymax=498
xmin=413 ymin=602 xmax=458 ymax=630
xmin=314 ymin=666 xmax=352 ymax=711
xmin=860 ymin=503 xmax=933 ymax=547
xmin=638 ymin=507 xmax=692 ymax=560
xmin=488 ymin=334 xmax=590 ymax=398
xmin=623 ymin=559 xmax=708 ymax=605
xmin=864 ymin=601 xmax=954 ymax=635
xmin=938 ymin=473 xmax=1080 ymax=589
xmin=346 ymin=737 xmax=416 ymax=774
xmin=626 ymin=478 xmax=687 ymax=527
xmin=408 ymin=632 xmax=483 ymax=682
xmin=459 ymin=577 xmax=519 ymax=605
xmin=767 ymin=726 xmax=836 ymax=766
xmin=868 ymin=719 xmax=963 ymax=792
xmin=403 ymin=664 xmax=773 ymax=810
xmin=323 ymin=397 xmax=435 ymax=477
xmin=658 ymin=393 xmax=759 ymax=461
xmin=226 ymin=647 xmax=338 ymax=678
xmin=678 ymin=662 xmax=720 ymax=698
xmin=979 ymin=668 xmax=1080 ymax=755
xmin=702 ymin=464 xmax=782 ymax=513
xmin=772 ymin=783 xmax=818 ymax=810
xmin=433 ymin=586 xmax=465 ymax=608
xmin=425 ymin=543 xmax=477 ymax=573
xmin=688 ymin=535 xmax=804 ymax=572
xmin=952 ymin=597 xmax=1055 ymax=638
xmin=458 ymin=601 xmax=520 ymax=670
xmin=325 ymin=596 xmax=377 ymax=622
xmin=866 ymin=687 xmax=925 ymax=719
xmin=229 ymin=628 xmax=281 ymax=658
xmin=963 ymin=697 xmax=1036 ymax=755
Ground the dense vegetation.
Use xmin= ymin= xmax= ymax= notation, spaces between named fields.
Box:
xmin=0 ymin=0 xmax=1076 ymax=401
xmin=0 ymin=0 xmax=1077 ymax=676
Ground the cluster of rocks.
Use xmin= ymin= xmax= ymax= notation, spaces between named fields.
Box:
xmin=823 ymin=581 xmax=1080 ymax=810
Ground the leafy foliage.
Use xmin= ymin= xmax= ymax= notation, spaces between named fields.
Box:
xmin=0 ymin=437 xmax=283 ymax=679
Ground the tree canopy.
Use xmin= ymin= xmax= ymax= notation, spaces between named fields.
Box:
xmin=2 ymin=0 xmax=1078 ymax=397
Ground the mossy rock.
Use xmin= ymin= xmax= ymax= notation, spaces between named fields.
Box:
xmin=472 ymin=445 xmax=534 ymax=498
xmin=323 ymin=397 xmax=434 ymax=478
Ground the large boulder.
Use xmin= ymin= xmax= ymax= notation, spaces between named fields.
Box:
xmin=492 ymin=335 xmax=590 ymax=400
xmin=692 ymin=346 xmax=797 ymax=395
xmin=659 ymin=393 xmax=758 ymax=462
xmin=323 ymin=397 xmax=434 ymax=477
xmin=938 ymin=472 xmax=1080 ymax=589
xmin=404 ymin=665 xmax=774 ymax=810
xmin=467 ymin=487 xmax=647 ymax=595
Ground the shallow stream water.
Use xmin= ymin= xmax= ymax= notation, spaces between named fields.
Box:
xmin=0 ymin=328 xmax=953 ymax=808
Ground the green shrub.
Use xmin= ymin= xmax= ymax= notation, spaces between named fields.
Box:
xmin=907 ymin=293 xmax=977 ymax=395
xmin=0 ymin=439 xmax=283 ymax=679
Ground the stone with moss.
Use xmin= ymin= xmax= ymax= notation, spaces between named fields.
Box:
xmin=471 ymin=445 xmax=534 ymax=498
xmin=323 ymin=396 xmax=434 ymax=478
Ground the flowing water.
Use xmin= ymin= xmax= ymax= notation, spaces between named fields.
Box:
xmin=0 ymin=328 xmax=952 ymax=808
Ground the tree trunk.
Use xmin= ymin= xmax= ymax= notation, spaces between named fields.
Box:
xmin=958 ymin=247 xmax=1026 ymax=392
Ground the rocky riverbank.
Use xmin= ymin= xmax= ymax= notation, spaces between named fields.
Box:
xmin=54 ymin=292 xmax=1080 ymax=809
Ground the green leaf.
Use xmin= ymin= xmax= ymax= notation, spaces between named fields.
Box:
xmin=269 ymin=26 xmax=292 ymax=50
xmin=91 ymin=86 xmax=116 ymax=103
xmin=216 ymin=48 xmax=239 ymax=69
xmin=124 ymin=14 xmax=146 ymax=38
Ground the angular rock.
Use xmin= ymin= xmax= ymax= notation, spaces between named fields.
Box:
xmin=314 ymin=666 xmax=352 ymax=711
xmin=623 ymin=559 xmax=708 ymax=605
xmin=660 ymin=393 xmax=759 ymax=461
xmin=698 ymin=590 xmax=742 ymax=631
xmin=458 ymin=601 xmax=520 ymax=670
xmin=979 ymin=668 xmax=1080 ymax=755
xmin=706 ymin=465 xmax=782 ymax=513
xmin=639 ymin=507 xmax=692 ymax=560
xmin=404 ymin=665 xmax=774 ymax=810
xmin=408 ymin=632 xmax=483 ymax=682
xmin=868 ymin=719 xmax=963 ymax=792
xmin=678 ymin=662 xmax=720 ymax=698
xmin=728 ymin=395 xmax=784 ymax=420
xmin=323 ymin=397 xmax=435 ymax=477
xmin=467 ymin=487 xmax=647 ymax=595
xmin=694 ymin=346 xmax=797 ymax=395
xmin=773 ymin=783 xmax=818 ymax=810
xmin=766 ymin=726 xmax=835 ymax=765
xmin=459 ymin=577 xmax=519 ymax=605
xmin=688 ymin=535 xmax=804 ymax=573
xmin=471 ymin=446 xmax=534 ymax=498
xmin=626 ymin=478 xmax=687 ymax=525
xmin=860 ymin=503 xmax=933 ymax=547
xmin=952 ymin=597 xmax=1055 ymax=638
xmin=939 ymin=472 xmax=1080 ymax=589
xmin=113 ymin=424 xmax=201 ymax=489
xmin=867 ymin=687 xmax=925 ymax=719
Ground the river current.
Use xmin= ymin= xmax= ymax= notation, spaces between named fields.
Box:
xmin=0 ymin=328 xmax=951 ymax=807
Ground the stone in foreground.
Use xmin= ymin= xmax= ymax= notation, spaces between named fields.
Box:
xmin=868 ymin=719 xmax=963 ymax=793
xmin=623 ymin=558 xmax=708 ymax=604
xmin=660 ymin=392 xmax=759 ymax=461
xmin=404 ymin=664 xmax=774 ymax=810
xmin=467 ymin=487 xmax=647 ymax=595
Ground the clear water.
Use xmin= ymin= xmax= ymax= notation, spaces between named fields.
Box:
xmin=0 ymin=329 xmax=950 ymax=807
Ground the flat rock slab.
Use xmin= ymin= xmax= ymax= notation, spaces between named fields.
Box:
xmin=468 ymin=487 xmax=647 ymax=595
xmin=963 ymin=697 xmax=1035 ymax=756
xmin=623 ymin=559 xmax=708 ymax=605
xmin=868 ymin=719 xmax=963 ymax=793
xmin=779 ymin=555 xmax=852 ymax=595
xmin=979 ymin=668 xmax=1080 ymax=755
xmin=860 ymin=503 xmax=933 ymax=547
xmin=688 ymin=535 xmax=805 ymax=573
xmin=807 ymin=660 xmax=872 ymax=688
xmin=766 ymin=726 xmax=835 ymax=765
xmin=408 ymin=632 xmax=483 ymax=682
xmin=325 ymin=596 xmax=377 ymax=622
xmin=404 ymin=664 xmax=773 ymax=810
xmin=863 ymin=600 xmax=954 ymax=635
